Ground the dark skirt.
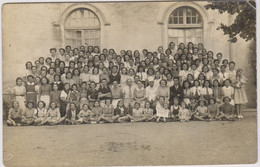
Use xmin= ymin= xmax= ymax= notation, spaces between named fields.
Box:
xmin=60 ymin=100 xmax=68 ymax=117
xmin=26 ymin=92 xmax=37 ymax=106
xmin=12 ymin=118 xmax=22 ymax=123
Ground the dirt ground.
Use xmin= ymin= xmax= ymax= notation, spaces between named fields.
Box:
xmin=3 ymin=112 xmax=258 ymax=167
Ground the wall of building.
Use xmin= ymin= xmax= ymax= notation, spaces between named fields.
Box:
xmin=2 ymin=1 xmax=256 ymax=107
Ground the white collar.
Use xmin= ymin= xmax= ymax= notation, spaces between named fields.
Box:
xmin=137 ymin=87 xmax=144 ymax=91
xmin=37 ymin=107 xmax=45 ymax=111
xmin=27 ymin=82 xmax=35 ymax=85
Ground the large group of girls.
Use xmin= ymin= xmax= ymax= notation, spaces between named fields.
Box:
xmin=7 ymin=42 xmax=248 ymax=126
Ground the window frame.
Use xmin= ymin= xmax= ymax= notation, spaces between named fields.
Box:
xmin=167 ymin=6 xmax=204 ymax=45
xmin=64 ymin=8 xmax=101 ymax=48
xmin=168 ymin=7 xmax=203 ymax=29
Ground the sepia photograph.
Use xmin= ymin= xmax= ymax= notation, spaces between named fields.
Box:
xmin=1 ymin=0 xmax=259 ymax=166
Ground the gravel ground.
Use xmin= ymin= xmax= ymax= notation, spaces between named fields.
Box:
xmin=3 ymin=112 xmax=258 ymax=167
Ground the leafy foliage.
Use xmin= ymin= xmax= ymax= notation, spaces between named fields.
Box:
xmin=248 ymin=38 xmax=256 ymax=83
xmin=205 ymin=1 xmax=256 ymax=43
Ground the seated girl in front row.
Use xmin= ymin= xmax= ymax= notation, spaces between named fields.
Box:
xmin=77 ymin=104 xmax=93 ymax=124
xmin=207 ymin=98 xmax=219 ymax=120
xmin=34 ymin=101 xmax=49 ymax=125
xmin=90 ymin=100 xmax=103 ymax=123
xmin=178 ymin=101 xmax=190 ymax=122
xmin=114 ymin=100 xmax=132 ymax=123
xmin=156 ymin=96 xmax=169 ymax=123
xmin=65 ymin=102 xmax=79 ymax=125
xmin=218 ymin=97 xmax=235 ymax=121
xmin=7 ymin=101 xmax=23 ymax=126
xmin=193 ymin=100 xmax=212 ymax=121
xmin=21 ymin=102 xmax=36 ymax=125
xmin=47 ymin=102 xmax=65 ymax=125
xmin=98 ymin=99 xmax=119 ymax=123
xmin=169 ymin=97 xmax=180 ymax=121
xmin=143 ymin=101 xmax=156 ymax=122
xmin=131 ymin=102 xmax=147 ymax=122
xmin=189 ymin=97 xmax=198 ymax=120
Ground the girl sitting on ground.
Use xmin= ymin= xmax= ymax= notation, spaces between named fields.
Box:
xmin=169 ymin=97 xmax=180 ymax=121
xmin=207 ymin=98 xmax=219 ymax=120
xmin=130 ymin=102 xmax=147 ymax=122
xmin=188 ymin=97 xmax=198 ymax=120
xmin=34 ymin=101 xmax=49 ymax=125
xmin=99 ymin=99 xmax=119 ymax=123
xmin=47 ymin=102 xmax=65 ymax=125
xmin=65 ymin=102 xmax=79 ymax=125
xmin=143 ymin=101 xmax=156 ymax=122
xmin=156 ymin=96 xmax=169 ymax=123
xmin=7 ymin=101 xmax=23 ymax=126
xmin=114 ymin=100 xmax=132 ymax=123
xmin=21 ymin=102 xmax=36 ymax=125
xmin=193 ymin=99 xmax=212 ymax=121
xmin=77 ymin=104 xmax=93 ymax=124
xmin=90 ymin=100 xmax=103 ymax=123
xmin=218 ymin=97 xmax=235 ymax=121
xmin=178 ymin=101 xmax=191 ymax=122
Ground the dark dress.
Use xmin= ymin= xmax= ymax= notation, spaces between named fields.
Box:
xmin=171 ymin=105 xmax=180 ymax=116
xmin=109 ymin=73 xmax=121 ymax=85
xmin=98 ymin=86 xmax=111 ymax=101
xmin=169 ymin=85 xmax=184 ymax=105
xmin=51 ymin=82 xmax=64 ymax=91
xmin=114 ymin=106 xmax=131 ymax=117
xmin=25 ymin=82 xmax=37 ymax=106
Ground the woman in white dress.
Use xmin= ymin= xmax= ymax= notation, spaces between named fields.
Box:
xmin=120 ymin=67 xmax=128 ymax=88
xmin=234 ymin=69 xmax=248 ymax=119
xmin=13 ymin=77 xmax=26 ymax=111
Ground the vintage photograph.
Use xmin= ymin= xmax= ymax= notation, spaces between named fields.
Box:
xmin=1 ymin=0 xmax=258 ymax=166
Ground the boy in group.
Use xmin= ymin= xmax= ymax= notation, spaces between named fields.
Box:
xmin=49 ymin=48 xmax=57 ymax=61
xmin=146 ymin=80 xmax=158 ymax=108
xmin=122 ymin=79 xmax=135 ymax=109
xmin=111 ymin=81 xmax=123 ymax=107
xmin=98 ymin=78 xmax=112 ymax=107
xmin=169 ymin=77 xmax=184 ymax=106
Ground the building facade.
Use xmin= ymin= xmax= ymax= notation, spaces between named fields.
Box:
xmin=2 ymin=1 xmax=256 ymax=107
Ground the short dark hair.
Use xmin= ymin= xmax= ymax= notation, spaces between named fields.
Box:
xmin=229 ymin=61 xmax=235 ymax=66
xmin=41 ymin=76 xmax=49 ymax=84
xmin=11 ymin=101 xmax=19 ymax=108
xmin=223 ymin=96 xmax=231 ymax=102
xmin=173 ymin=77 xmax=179 ymax=81
xmin=38 ymin=101 xmax=46 ymax=107
xmin=50 ymin=48 xmax=57 ymax=52
xmin=59 ymin=48 xmax=65 ymax=52
xmin=27 ymin=75 xmax=34 ymax=80
xmin=26 ymin=101 xmax=35 ymax=108
xmin=16 ymin=77 xmax=23 ymax=85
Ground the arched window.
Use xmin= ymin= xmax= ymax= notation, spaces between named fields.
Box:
xmin=168 ymin=7 xmax=203 ymax=46
xmin=64 ymin=8 xmax=100 ymax=48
